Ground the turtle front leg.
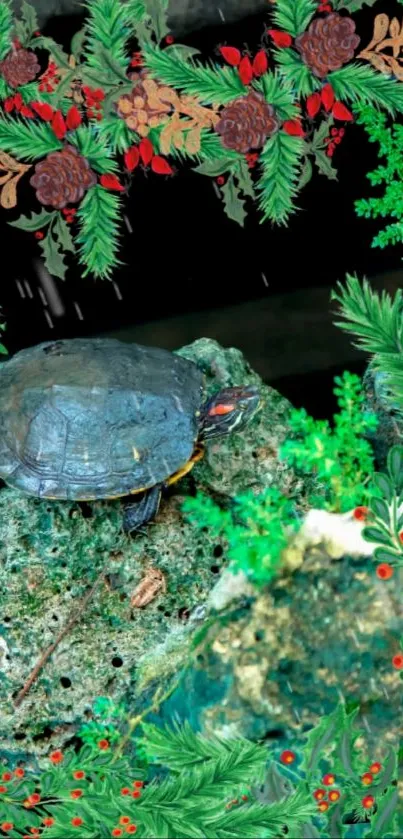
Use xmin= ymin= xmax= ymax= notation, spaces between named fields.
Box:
xmin=122 ymin=485 xmax=162 ymax=534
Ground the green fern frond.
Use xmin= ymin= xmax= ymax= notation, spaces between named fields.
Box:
xmin=76 ymin=185 xmax=123 ymax=280
xmin=140 ymin=41 xmax=245 ymax=106
xmin=70 ymin=125 xmax=119 ymax=173
xmin=0 ymin=117 xmax=62 ymax=160
xmin=257 ymin=131 xmax=303 ymax=224
xmin=274 ymin=48 xmax=321 ymax=98
xmin=272 ymin=0 xmax=317 ymax=37
xmin=83 ymin=0 xmax=132 ymax=77
xmin=329 ymin=64 xmax=403 ymax=116
xmin=0 ymin=0 xmax=12 ymax=61
xmin=330 ymin=274 xmax=403 ymax=358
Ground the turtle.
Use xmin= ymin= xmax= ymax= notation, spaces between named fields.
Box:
xmin=0 ymin=337 xmax=260 ymax=533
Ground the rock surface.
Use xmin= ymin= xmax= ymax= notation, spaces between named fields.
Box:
xmin=0 ymin=338 xmax=297 ymax=757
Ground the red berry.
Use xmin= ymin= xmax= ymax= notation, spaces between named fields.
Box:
xmin=14 ymin=93 xmax=22 ymax=110
xmin=73 ymin=770 xmax=85 ymax=780
xmin=1 ymin=824 xmax=14 ymax=833
xmin=361 ymin=773 xmax=373 ymax=785
xmin=313 ymin=789 xmax=326 ymax=800
xmin=4 ymin=97 xmax=15 ymax=113
xmin=20 ymin=105 xmax=35 ymax=118
xmin=70 ymin=789 xmax=83 ymax=798
xmin=376 ymin=563 xmax=393 ymax=580
xmin=92 ymin=88 xmax=105 ymax=101
xmin=339 ymin=128 xmax=345 ymax=137
xmin=0 ymin=786 xmax=7 ymax=793
xmin=318 ymin=801 xmax=329 ymax=812
xmin=120 ymin=817 xmax=131 ymax=825
xmin=369 ymin=762 xmax=382 ymax=774
xmin=87 ymin=109 xmax=95 ymax=119
xmin=267 ymin=30 xmax=292 ymax=48
xmin=112 ymin=830 xmax=123 ymax=837
xmin=238 ymin=55 xmax=254 ymax=85
xmin=133 ymin=781 xmax=144 ymax=788
xmin=132 ymin=791 xmax=141 ymax=798
xmin=306 ymin=92 xmax=321 ymax=118
xmin=2 ymin=774 xmax=12 ymax=782
xmin=71 ymin=817 xmax=83 ymax=827
xmin=46 ymin=83 xmax=54 ymax=92
xmin=280 ymin=750 xmax=296 ymax=764
xmin=219 ymin=46 xmax=241 ymax=66
xmin=392 ymin=653 xmax=403 ymax=669
xmin=217 ymin=175 xmax=225 ymax=185
xmin=353 ymin=506 xmax=368 ymax=520
xmin=165 ymin=35 xmax=174 ymax=44
xmin=322 ymin=773 xmax=335 ymax=785
xmin=51 ymin=110 xmax=67 ymax=140
xmin=362 ymin=795 xmax=375 ymax=809
xmin=43 ymin=818 xmax=54 ymax=827
xmin=126 ymin=828 xmax=137 ymax=835
xmin=66 ymin=105 xmax=82 ymax=130
xmin=326 ymin=143 xmax=335 ymax=156
xmin=121 ymin=787 xmax=131 ymax=795
xmin=49 ymin=750 xmax=64 ymax=764
xmin=328 ymin=790 xmax=341 ymax=802
xmin=31 ymin=101 xmax=54 ymax=121
xmin=35 ymin=231 xmax=44 ymax=240
xmin=252 ymin=49 xmax=268 ymax=76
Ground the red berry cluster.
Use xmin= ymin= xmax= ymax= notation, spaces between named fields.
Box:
xmin=62 ymin=207 xmax=77 ymax=225
xmin=313 ymin=773 xmax=341 ymax=813
xmin=3 ymin=92 xmax=34 ymax=117
xmin=123 ymin=138 xmax=174 ymax=176
xmin=39 ymin=61 xmax=59 ymax=93
xmin=82 ymin=86 xmax=105 ymax=121
xmin=130 ymin=51 xmax=143 ymax=68
xmin=219 ymin=46 xmax=269 ymax=84
xmin=325 ymin=126 xmax=345 ymax=157
xmin=246 ymin=152 xmax=259 ymax=169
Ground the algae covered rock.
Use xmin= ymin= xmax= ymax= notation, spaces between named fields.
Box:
xmin=0 ymin=338 xmax=297 ymax=757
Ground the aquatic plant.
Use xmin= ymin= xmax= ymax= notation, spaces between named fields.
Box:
xmin=0 ymin=699 xmax=399 ymax=837
xmin=182 ymin=486 xmax=301 ymax=587
xmin=361 ymin=443 xmax=403 ymax=572
xmin=1 ymin=0 xmax=403 ymax=277
xmin=278 ymin=369 xmax=378 ymax=513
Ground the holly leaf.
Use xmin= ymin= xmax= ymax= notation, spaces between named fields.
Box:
xmin=313 ymin=149 xmax=338 ymax=181
xmin=20 ymin=1 xmax=39 ymax=40
xmin=54 ymin=214 xmax=75 ymax=253
xmin=298 ymin=157 xmax=313 ymax=189
xmin=311 ymin=118 xmax=334 ymax=150
xmin=39 ymin=228 xmax=68 ymax=280
xmin=193 ymin=157 xmax=237 ymax=177
xmin=163 ymin=44 xmax=201 ymax=60
xmin=333 ymin=0 xmax=377 ymax=10
xmin=9 ymin=209 xmax=57 ymax=231
xmin=31 ymin=36 xmax=71 ymax=69
xmin=234 ymin=159 xmax=255 ymax=199
xmin=70 ymin=26 xmax=87 ymax=61
xmin=144 ymin=0 xmax=170 ymax=42
xmin=97 ymin=47 xmax=130 ymax=83
xmin=221 ymin=173 xmax=247 ymax=227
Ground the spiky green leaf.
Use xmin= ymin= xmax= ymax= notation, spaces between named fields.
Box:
xmin=76 ymin=185 xmax=122 ymax=280
xmin=274 ymin=48 xmax=321 ymax=98
xmin=0 ymin=0 xmax=12 ymax=60
xmin=272 ymin=0 xmax=317 ymax=37
xmin=257 ymin=130 xmax=303 ymax=225
xmin=329 ymin=65 xmax=403 ymax=116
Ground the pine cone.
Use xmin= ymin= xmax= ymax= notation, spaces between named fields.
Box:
xmin=294 ymin=13 xmax=360 ymax=78
xmin=116 ymin=70 xmax=171 ymax=137
xmin=0 ymin=48 xmax=40 ymax=88
xmin=215 ymin=91 xmax=279 ymax=154
xmin=30 ymin=145 xmax=97 ymax=209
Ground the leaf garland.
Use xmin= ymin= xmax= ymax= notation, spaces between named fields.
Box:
xmin=1 ymin=0 xmax=403 ymax=274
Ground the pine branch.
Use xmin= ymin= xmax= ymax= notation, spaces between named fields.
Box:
xmin=141 ymin=720 xmax=267 ymax=774
xmin=328 ymin=64 xmax=403 ymax=116
xmin=96 ymin=117 xmax=133 ymax=154
xmin=0 ymin=0 xmax=12 ymax=60
xmin=70 ymin=125 xmax=119 ymax=173
xmin=76 ymin=185 xmax=123 ymax=280
xmin=0 ymin=117 xmax=62 ymax=160
xmin=140 ymin=41 xmax=245 ymax=106
xmin=83 ymin=0 xmax=132 ymax=77
xmin=274 ymin=48 xmax=321 ymax=98
xmin=272 ymin=0 xmax=317 ymax=37
xmin=204 ymin=788 xmax=317 ymax=839
xmin=255 ymin=70 xmax=298 ymax=121
xmin=257 ymin=131 xmax=303 ymax=225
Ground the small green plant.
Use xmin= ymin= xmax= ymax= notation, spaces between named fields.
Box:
xmin=354 ymin=103 xmax=403 ymax=252
xmin=278 ymin=369 xmax=378 ymax=513
xmin=78 ymin=696 xmax=127 ymax=748
xmin=0 ymin=701 xmax=399 ymax=838
xmin=182 ymin=486 xmax=301 ymax=587
xmin=362 ymin=444 xmax=403 ymax=569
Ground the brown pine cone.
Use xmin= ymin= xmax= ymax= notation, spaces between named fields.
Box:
xmin=115 ymin=70 xmax=171 ymax=137
xmin=294 ymin=13 xmax=360 ymax=78
xmin=215 ymin=90 xmax=279 ymax=154
xmin=30 ymin=145 xmax=97 ymax=209
xmin=0 ymin=48 xmax=40 ymax=88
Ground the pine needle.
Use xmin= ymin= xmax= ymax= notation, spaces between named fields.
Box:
xmin=272 ymin=0 xmax=317 ymax=37
xmin=70 ymin=125 xmax=119 ymax=173
xmin=83 ymin=0 xmax=133 ymax=76
xmin=329 ymin=64 xmax=403 ymax=116
xmin=274 ymin=48 xmax=321 ymax=98
xmin=257 ymin=131 xmax=303 ymax=225
xmin=141 ymin=41 xmax=245 ymax=106
xmin=331 ymin=274 xmax=403 ymax=414
xmin=256 ymin=70 xmax=299 ymax=122
xmin=0 ymin=117 xmax=63 ymax=160
xmin=76 ymin=185 xmax=123 ymax=280
xmin=0 ymin=0 xmax=12 ymax=61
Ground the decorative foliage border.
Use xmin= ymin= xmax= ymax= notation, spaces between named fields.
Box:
xmin=0 ymin=0 xmax=403 ymax=279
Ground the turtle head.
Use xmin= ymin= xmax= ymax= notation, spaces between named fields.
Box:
xmin=199 ymin=385 xmax=261 ymax=440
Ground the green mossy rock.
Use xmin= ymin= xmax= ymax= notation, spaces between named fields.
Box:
xmin=0 ymin=339 xmax=297 ymax=757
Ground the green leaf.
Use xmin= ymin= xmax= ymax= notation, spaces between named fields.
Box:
xmin=70 ymin=26 xmax=87 ymax=60
xmin=31 ymin=36 xmax=71 ymax=68
xmin=272 ymin=0 xmax=317 ymax=36
xmin=141 ymin=41 xmax=245 ymax=106
xmin=84 ymin=0 xmax=134 ymax=78
xmin=373 ymin=546 xmax=402 ymax=563
xmin=298 ymin=157 xmax=313 ymax=189
xmin=361 ymin=525 xmax=392 ymax=546
xmin=274 ymin=48 xmax=320 ymax=99
xmin=313 ymin=149 xmax=338 ymax=181
xmin=369 ymin=496 xmax=391 ymax=526
xmin=365 ymin=786 xmax=399 ymax=839
xmin=220 ymin=173 xmax=247 ymax=227
xmin=96 ymin=46 xmax=130 ymax=82
xmin=371 ymin=472 xmax=394 ymax=503
xmin=0 ymin=343 xmax=8 ymax=355
xmin=387 ymin=446 xmax=403 ymax=488
xmin=39 ymin=228 xmax=68 ymax=280
xmin=103 ymin=82 xmax=134 ymax=117
xmin=333 ymin=0 xmax=377 ymax=10
xmin=144 ymin=0 xmax=170 ymax=42
xmin=193 ymin=157 xmax=237 ymax=177
xmin=257 ymin=130 xmax=303 ymax=225
xmin=20 ymin=1 xmax=39 ymax=41
xmin=0 ymin=117 xmax=63 ymax=160
xmin=311 ymin=117 xmax=334 ymax=149
xmin=0 ymin=0 xmax=13 ymax=61
xmin=70 ymin=125 xmax=118 ymax=174
xmin=300 ymin=703 xmax=346 ymax=777
xmin=163 ymin=44 xmax=202 ymax=61
xmin=54 ymin=215 xmax=75 ymax=253
xmin=234 ymin=159 xmax=255 ymax=199
xmin=9 ymin=209 xmax=57 ymax=231
xmin=258 ymin=70 xmax=298 ymax=121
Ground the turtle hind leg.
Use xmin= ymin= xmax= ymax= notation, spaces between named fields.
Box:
xmin=122 ymin=485 xmax=162 ymax=534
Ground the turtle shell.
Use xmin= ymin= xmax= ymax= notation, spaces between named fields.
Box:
xmin=0 ymin=338 xmax=204 ymax=500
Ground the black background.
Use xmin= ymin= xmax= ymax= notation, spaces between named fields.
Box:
xmin=1 ymin=0 xmax=402 ymax=416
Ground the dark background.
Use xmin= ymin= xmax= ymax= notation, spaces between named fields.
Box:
xmin=2 ymin=0 xmax=403 ymax=417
